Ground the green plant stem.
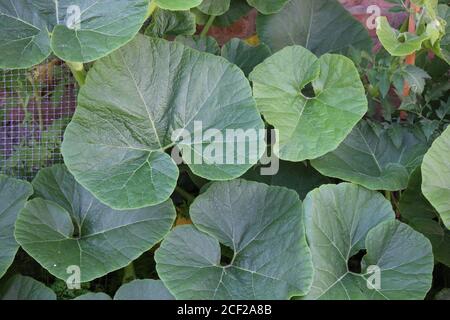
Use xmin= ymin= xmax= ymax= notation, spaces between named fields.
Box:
xmin=27 ymin=74 xmax=43 ymax=133
xmin=146 ymin=2 xmax=158 ymax=19
xmin=200 ymin=15 xmax=216 ymax=37
xmin=66 ymin=61 xmax=86 ymax=86
xmin=122 ymin=262 xmax=136 ymax=284
xmin=175 ymin=186 xmax=196 ymax=205
xmin=385 ymin=190 xmax=391 ymax=202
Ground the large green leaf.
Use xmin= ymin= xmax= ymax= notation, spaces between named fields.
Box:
xmin=62 ymin=35 xmax=264 ymax=209
xmin=221 ymin=38 xmax=271 ymax=76
xmin=303 ymin=183 xmax=433 ymax=300
xmin=114 ymin=279 xmax=174 ymax=300
xmin=0 ymin=175 xmax=32 ymax=278
xmin=0 ymin=0 xmax=149 ymax=68
xmin=311 ymin=121 xmax=430 ymax=191
xmin=242 ymin=161 xmax=330 ymax=200
xmin=145 ymin=9 xmax=196 ymax=38
xmin=198 ymin=0 xmax=231 ymax=16
xmin=250 ymin=45 xmax=367 ymax=161
xmin=376 ymin=17 xmax=430 ymax=57
xmin=155 ymin=180 xmax=313 ymax=299
xmin=399 ymin=168 xmax=450 ymax=267
xmin=256 ymin=0 xmax=372 ymax=55
xmin=247 ymin=0 xmax=289 ymax=14
xmin=0 ymin=275 xmax=56 ymax=300
xmin=422 ymin=126 xmax=450 ymax=229
xmin=14 ymin=165 xmax=176 ymax=282
xmin=155 ymin=0 xmax=203 ymax=10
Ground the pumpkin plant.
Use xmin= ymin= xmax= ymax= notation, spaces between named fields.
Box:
xmin=0 ymin=0 xmax=449 ymax=301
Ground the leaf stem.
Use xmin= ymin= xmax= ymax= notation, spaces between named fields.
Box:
xmin=27 ymin=74 xmax=43 ymax=133
xmin=200 ymin=15 xmax=216 ymax=37
xmin=175 ymin=186 xmax=196 ymax=205
xmin=146 ymin=2 xmax=158 ymax=19
xmin=122 ymin=262 xmax=136 ymax=284
xmin=66 ymin=61 xmax=86 ymax=86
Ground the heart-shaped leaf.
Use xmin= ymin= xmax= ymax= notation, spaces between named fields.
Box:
xmin=155 ymin=180 xmax=313 ymax=299
xmin=304 ymin=183 xmax=433 ymax=300
xmin=14 ymin=165 xmax=176 ymax=282
xmin=422 ymin=126 xmax=450 ymax=229
xmin=198 ymin=0 xmax=231 ymax=16
xmin=311 ymin=121 xmax=430 ymax=191
xmin=376 ymin=16 xmax=430 ymax=57
xmin=0 ymin=275 xmax=56 ymax=300
xmin=114 ymin=279 xmax=174 ymax=300
xmin=62 ymin=35 xmax=264 ymax=209
xmin=400 ymin=168 xmax=450 ymax=267
xmin=256 ymin=0 xmax=372 ymax=55
xmin=247 ymin=0 xmax=290 ymax=14
xmin=0 ymin=175 xmax=32 ymax=278
xmin=221 ymin=38 xmax=271 ymax=76
xmin=155 ymin=0 xmax=203 ymax=11
xmin=145 ymin=9 xmax=196 ymax=38
xmin=0 ymin=0 xmax=149 ymax=68
xmin=250 ymin=45 xmax=367 ymax=161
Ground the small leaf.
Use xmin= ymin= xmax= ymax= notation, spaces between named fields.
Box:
xmin=247 ymin=0 xmax=290 ymax=14
xmin=175 ymin=35 xmax=220 ymax=54
xmin=145 ymin=10 xmax=196 ymax=38
xmin=304 ymin=183 xmax=433 ymax=300
xmin=376 ymin=16 xmax=429 ymax=56
xmin=0 ymin=275 xmax=56 ymax=300
xmin=155 ymin=0 xmax=203 ymax=11
xmin=422 ymin=126 xmax=450 ymax=229
xmin=198 ymin=0 xmax=231 ymax=16
xmin=155 ymin=180 xmax=313 ymax=300
xmin=74 ymin=292 xmax=112 ymax=300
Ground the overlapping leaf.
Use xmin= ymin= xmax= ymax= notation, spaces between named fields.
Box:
xmin=0 ymin=0 xmax=149 ymax=68
xmin=155 ymin=180 xmax=313 ymax=300
xmin=114 ymin=279 xmax=174 ymax=300
xmin=311 ymin=121 xmax=430 ymax=191
xmin=145 ymin=9 xmax=196 ymax=38
xmin=62 ymin=35 xmax=265 ymax=209
xmin=422 ymin=126 xmax=450 ymax=229
xmin=0 ymin=275 xmax=56 ymax=300
xmin=247 ymin=0 xmax=290 ymax=14
xmin=303 ymin=183 xmax=433 ymax=300
xmin=250 ymin=45 xmax=367 ymax=161
xmin=0 ymin=175 xmax=32 ymax=278
xmin=15 ymin=165 xmax=176 ymax=282
xmin=155 ymin=0 xmax=203 ymax=11
xmin=256 ymin=0 xmax=372 ymax=55
xmin=221 ymin=38 xmax=271 ymax=76
xmin=400 ymin=168 xmax=450 ymax=266
xmin=198 ymin=0 xmax=231 ymax=16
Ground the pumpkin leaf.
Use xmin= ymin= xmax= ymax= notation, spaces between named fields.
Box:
xmin=0 ymin=275 xmax=56 ymax=300
xmin=256 ymin=0 xmax=372 ymax=55
xmin=399 ymin=168 xmax=450 ymax=267
xmin=155 ymin=180 xmax=313 ymax=300
xmin=246 ymin=0 xmax=290 ymax=14
xmin=114 ymin=279 xmax=174 ymax=300
xmin=422 ymin=126 xmax=450 ymax=229
xmin=175 ymin=35 xmax=220 ymax=54
xmin=303 ymin=183 xmax=434 ymax=300
xmin=221 ymin=38 xmax=271 ymax=76
xmin=14 ymin=165 xmax=176 ymax=282
xmin=198 ymin=0 xmax=231 ymax=16
xmin=0 ymin=175 xmax=32 ymax=278
xmin=250 ymin=45 xmax=367 ymax=161
xmin=311 ymin=121 xmax=430 ymax=191
xmin=145 ymin=9 xmax=196 ymax=38
xmin=0 ymin=0 xmax=149 ymax=68
xmin=155 ymin=0 xmax=203 ymax=11
xmin=62 ymin=35 xmax=265 ymax=209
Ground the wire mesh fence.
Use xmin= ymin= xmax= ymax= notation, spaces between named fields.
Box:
xmin=0 ymin=59 xmax=77 ymax=180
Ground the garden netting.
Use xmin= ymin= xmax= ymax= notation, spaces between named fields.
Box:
xmin=0 ymin=59 xmax=77 ymax=180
